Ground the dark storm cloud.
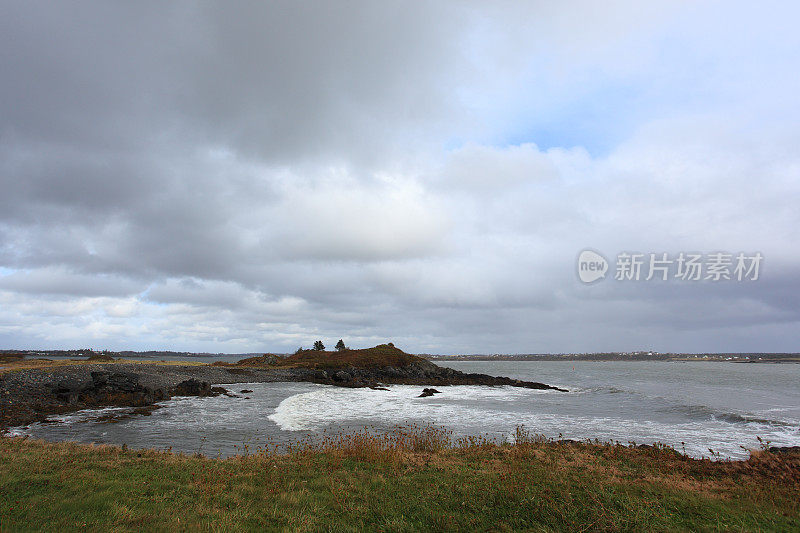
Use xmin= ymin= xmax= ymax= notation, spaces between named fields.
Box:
xmin=0 ymin=1 xmax=464 ymax=277
xmin=1 ymin=1 xmax=463 ymax=159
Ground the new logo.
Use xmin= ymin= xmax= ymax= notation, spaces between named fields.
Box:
xmin=577 ymin=250 xmax=608 ymax=283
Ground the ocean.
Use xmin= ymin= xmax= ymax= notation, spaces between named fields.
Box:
xmin=9 ymin=361 xmax=800 ymax=460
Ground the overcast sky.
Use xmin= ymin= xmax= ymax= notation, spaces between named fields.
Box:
xmin=1 ymin=1 xmax=798 ymax=354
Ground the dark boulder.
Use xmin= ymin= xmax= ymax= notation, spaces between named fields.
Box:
xmin=172 ymin=379 xmax=211 ymax=396
xmin=333 ymin=370 xmax=352 ymax=382
xmin=418 ymin=388 xmax=442 ymax=398
xmin=53 ymin=379 xmax=87 ymax=404
xmin=171 ymin=379 xmax=230 ymax=398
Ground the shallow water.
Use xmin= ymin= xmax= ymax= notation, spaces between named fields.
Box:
xmin=7 ymin=361 xmax=800 ymax=459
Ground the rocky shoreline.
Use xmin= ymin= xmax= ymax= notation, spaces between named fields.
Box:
xmin=282 ymin=359 xmax=568 ymax=391
xmin=0 ymin=359 xmax=566 ymax=429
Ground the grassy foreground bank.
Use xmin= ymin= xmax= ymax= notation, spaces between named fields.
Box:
xmin=1 ymin=428 xmax=798 ymax=532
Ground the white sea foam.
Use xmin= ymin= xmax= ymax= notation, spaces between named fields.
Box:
xmin=3 ymin=406 xmax=136 ymax=438
xmin=267 ymin=383 xmax=800 ymax=459
xmin=269 ymin=385 xmax=558 ymax=431
xmin=268 ymin=385 xmax=553 ymax=431
xmin=45 ymin=406 xmax=133 ymax=425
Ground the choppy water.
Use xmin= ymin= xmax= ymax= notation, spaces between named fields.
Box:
xmin=7 ymin=361 xmax=800 ymax=459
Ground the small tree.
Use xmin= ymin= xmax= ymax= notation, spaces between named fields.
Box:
xmin=313 ymin=340 xmax=325 ymax=351
xmin=335 ymin=339 xmax=346 ymax=351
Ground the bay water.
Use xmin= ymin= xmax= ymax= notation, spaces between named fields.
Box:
xmin=9 ymin=361 xmax=800 ymax=460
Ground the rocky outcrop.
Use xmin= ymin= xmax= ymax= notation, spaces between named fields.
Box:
xmin=172 ymin=378 xmax=210 ymax=396
xmin=233 ymin=354 xmax=281 ymax=366
xmin=418 ymin=388 xmax=441 ymax=397
xmin=53 ymin=371 xmax=169 ymax=407
xmin=281 ymin=360 xmax=568 ymax=392
xmin=50 ymin=372 xmax=230 ymax=410
xmin=172 ymin=378 xmax=232 ymax=398
xmin=216 ymin=344 xmax=568 ymax=392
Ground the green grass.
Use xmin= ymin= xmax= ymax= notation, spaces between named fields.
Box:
xmin=1 ymin=428 xmax=798 ymax=532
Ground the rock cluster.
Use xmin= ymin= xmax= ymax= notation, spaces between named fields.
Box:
xmin=283 ymin=360 xmax=567 ymax=392
xmin=53 ymin=371 xmax=166 ymax=407
xmin=172 ymin=378 xmax=230 ymax=397
xmin=51 ymin=371 xmax=229 ymax=409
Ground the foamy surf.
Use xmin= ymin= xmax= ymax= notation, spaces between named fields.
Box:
xmin=266 ymin=382 xmax=800 ymax=459
xmin=268 ymin=384 xmax=550 ymax=431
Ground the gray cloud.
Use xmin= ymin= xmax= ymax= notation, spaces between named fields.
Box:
xmin=0 ymin=267 xmax=144 ymax=298
xmin=0 ymin=2 xmax=466 ymax=159
xmin=0 ymin=1 xmax=798 ymax=353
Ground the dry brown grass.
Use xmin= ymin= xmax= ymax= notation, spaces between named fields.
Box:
xmin=0 ymin=358 xmax=207 ymax=375
xmin=230 ymin=343 xmax=423 ymax=370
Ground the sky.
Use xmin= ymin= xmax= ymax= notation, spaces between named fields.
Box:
xmin=1 ymin=1 xmax=798 ymax=354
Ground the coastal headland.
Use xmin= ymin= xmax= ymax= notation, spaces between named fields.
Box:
xmin=0 ymin=344 xmax=565 ymax=428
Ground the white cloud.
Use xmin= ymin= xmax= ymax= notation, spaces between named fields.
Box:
xmin=271 ymin=173 xmax=450 ymax=261
xmin=441 ymin=143 xmax=560 ymax=191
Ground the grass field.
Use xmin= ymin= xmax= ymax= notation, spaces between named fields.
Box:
xmin=1 ymin=427 xmax=798 ymax=532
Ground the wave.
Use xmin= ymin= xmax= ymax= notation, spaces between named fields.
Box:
xmin=267 ymin=383 xmax=800 ymax=459
xmin=574 ymin=385 xmax=800 ymax=428
xmin=268 ymin=384 xmax=556 ymax=431
xmin=658 ymin=402 xmax=797 ymax=427
xmin=570 ymin=385 xmax=635 ymax=395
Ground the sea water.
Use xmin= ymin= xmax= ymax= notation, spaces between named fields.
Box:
xmin=7 ymin=361 xmax=800 ymax=459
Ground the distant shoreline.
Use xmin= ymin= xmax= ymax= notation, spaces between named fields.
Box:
xmin=3 ymin=349 xmax=799 ymax=364
xmin=428 ymin=356 xmax=800 ymax=363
